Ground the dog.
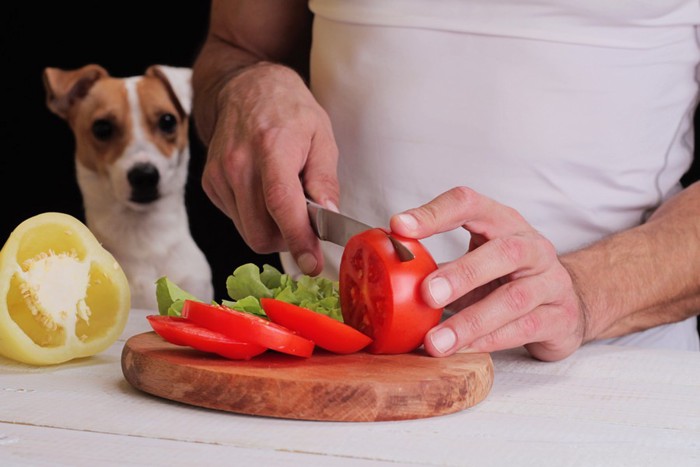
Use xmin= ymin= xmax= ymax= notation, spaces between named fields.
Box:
xmin=42 ymin=64 xmax=214 ymax=310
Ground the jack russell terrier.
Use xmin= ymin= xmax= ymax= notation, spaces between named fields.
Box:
xmin=42 ymin=64 xmax=214 ymax=310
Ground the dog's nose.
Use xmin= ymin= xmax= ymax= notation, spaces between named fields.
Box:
xmin=128 ymin=163 xmax=160 ymax=204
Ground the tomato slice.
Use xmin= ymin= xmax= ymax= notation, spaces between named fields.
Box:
xmin=260 ymin=298 xmax=372 ymax=354
xmin=339 ymin=228 xmax=444 ymax=354
xmin=181 ymin=300 xmax=315 ymax=358
xmin=146 ymin=315 xmax=267 ymax=360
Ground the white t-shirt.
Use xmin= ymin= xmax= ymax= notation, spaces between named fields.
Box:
xmin=281 ymin=0 xmax=700 ymax=350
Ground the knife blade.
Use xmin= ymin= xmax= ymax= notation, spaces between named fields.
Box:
xmin=306 ymin=199 xmax=415 ymax=262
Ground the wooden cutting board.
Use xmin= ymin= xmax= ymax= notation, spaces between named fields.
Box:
xmin=121 ymin=331 xmax=494 ymax=422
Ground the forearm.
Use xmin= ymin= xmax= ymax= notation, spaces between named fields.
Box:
xmin=561 ymin=181 xmax=700 ymax=341
xmin=191 ymin=37 xmax=258 ymax=146
xmin=191 ymin=0 xmax=312 ymax=145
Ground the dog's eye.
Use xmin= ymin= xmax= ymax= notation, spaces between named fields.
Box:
xmin=158 ymin=113 xmax=177 ymax=134
xmin=92 ymin=119 xmax=114 ymax=141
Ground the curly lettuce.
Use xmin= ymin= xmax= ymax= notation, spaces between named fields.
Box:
xmin=156 ymin=263 xmax=342 ymax=322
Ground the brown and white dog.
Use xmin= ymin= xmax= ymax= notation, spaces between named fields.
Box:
xmin=42 ymin=64 xmax=213 ymax=310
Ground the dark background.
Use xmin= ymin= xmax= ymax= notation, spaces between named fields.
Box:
xmin=2 ymin=2 xmax=699 ymax=312
xmin=1 ymin=2 xmax=281 ymax=301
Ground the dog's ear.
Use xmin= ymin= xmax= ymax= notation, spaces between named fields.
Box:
xmin=146 ymin=65 xmax=192 ymax=117
xmin=43 ymin=64 xmax=109 ymax=120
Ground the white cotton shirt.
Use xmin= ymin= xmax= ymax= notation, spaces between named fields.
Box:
xmin=280 ymin=0 xmax=700 ymax=351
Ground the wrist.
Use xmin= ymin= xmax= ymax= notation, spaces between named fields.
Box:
xmin=560 ymin=256 xmax=595 ymax=344
xmin=215 ymin=62 xmax=305 ymax=124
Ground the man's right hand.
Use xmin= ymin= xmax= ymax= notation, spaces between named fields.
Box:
xmin=202 ymin=62 xmax=339 ymax=276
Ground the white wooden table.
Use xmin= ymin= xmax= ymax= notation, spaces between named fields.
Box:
xmin=2 ymin=309 xmax=699 ymax=466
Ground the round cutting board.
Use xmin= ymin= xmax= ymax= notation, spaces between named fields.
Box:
xmin=121 ymin=331 xmax=494 ymax=422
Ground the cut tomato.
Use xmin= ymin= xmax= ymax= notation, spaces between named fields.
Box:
xmin=181 ymin=300 xmax=315 ymax=358
xmin=260 ymin=298 xmax=372 ymax=354
xmin=146 ymin=315 xmax=267 ymax=360
xmin=339 ymin=228 xmax=443 ymax=354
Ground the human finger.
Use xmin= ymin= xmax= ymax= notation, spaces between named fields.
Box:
xmin=460 ymin=302 xmax=583 ymax=362
xmin=300 ymin=112 xmax=340 ymax=210
xmin=201 ymin=137 xmax=242 ymax=231
xmin=421 ymin=231 xmax=556 ymax=308
xmin=204 ymin=131 xmax=286 ymax=253
xmin=423 ymin=274 xmax=557 ymax=356
xmin=390 ymin=186 xmax=530 ymax=240
xmin=260 ymin=132 xmax=324 ymax=275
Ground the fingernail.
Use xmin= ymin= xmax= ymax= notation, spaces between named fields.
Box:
xmin=429 ymin=327 xmax=457 ymax=354
xmin=297 ymin=252 xmax=317 ymax=275
xmin=396 ymin=213 xmax=418 ymax=231
xmin=324 ymin=200 xmax=340 ymax=213
xmin=428 ymin=277 xmax=451 ymax=305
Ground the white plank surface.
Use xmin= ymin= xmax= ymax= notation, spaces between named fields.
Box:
xmin=1 ymin=309 xmax=699 ymax=466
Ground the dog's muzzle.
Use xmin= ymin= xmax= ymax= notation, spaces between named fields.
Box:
xmin=128 ymin=163 xmax=160 ymax=204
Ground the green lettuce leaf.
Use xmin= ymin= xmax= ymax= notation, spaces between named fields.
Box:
xmin=226 ymin=263 xmax=274 ymax=300
xmin=155 ymin=263 xmax=342 ymax=322
xmin=154 ymin=276 xmax=201 ymax=317
xmin=221 ymin=296 xmax=266 ymax=317
xmin=225 ymin=263 xmax=342 ymax=321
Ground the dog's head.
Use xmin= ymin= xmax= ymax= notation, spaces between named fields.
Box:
xmin=43 ymin=64 xmax=192 ymax=209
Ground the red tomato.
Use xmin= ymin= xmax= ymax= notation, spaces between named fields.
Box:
xmin=260 ymin=298 xmax=373 ymax=354
xmin=181 ymin=300 xmax=315 ymax=358
xmin=146 ymin=315 xmax=267 ymax=360
xmin=339 ymin=228 xmax=443 ymax=354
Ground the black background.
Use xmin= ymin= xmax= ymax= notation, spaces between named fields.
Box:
xmin=2 ymin=2 xmax=699 ymax=310
xmin=1 ymin=2 xmax=281 ymax=301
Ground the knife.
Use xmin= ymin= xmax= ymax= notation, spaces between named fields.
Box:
xmin=306 ymin=198 xmax=415 ymax=262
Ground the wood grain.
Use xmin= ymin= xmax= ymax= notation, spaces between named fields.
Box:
xmin=121 ymin=331 xmax=494 ymax=422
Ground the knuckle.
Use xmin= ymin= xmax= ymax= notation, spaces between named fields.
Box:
xmin=202 ymin=159 xmax=225 ymax=186
xmin=243 ymin=229 xmax=270 ymax=252
xmin=245 ymin=236 xmax=271 ymax=254
xmin=282 ymin=229 xmax=307 ymax=253
xmin=553 ymin=266 xmax=575 ymax=297
xmin=517 ymin=312 xmax=541 ymax=337
xmin=255 ymin=126 xmax=281 ymax=153
xmin=248 ymin=242 xmax=280 ymax=255
xmin=412 ymin=202 xmax=440 ymax=226
xmin=414 ymin=186 xmax=476 ymax=224
xmin=534 ymin=233 xmax=557 ymax=259
xmin=450 ymin=186 xmax=477 ymax=205
xmin=503 ymin=204 xmax=525 ymax=222
xmin=303 ymin=170 xmax=339 ymax=196
xmin=475 ymin=330 xmax=498 ymax=350
xmin=453 ymin=311 xmax=485 ymax=338
xmin=244 ymin=227 xmax=284 ymax=254
xmin=221 ymin=150 xmax=248 ymax=178
xmin=452 ymin=260 xmax=481 ymax=290
xmin=200 ymin=171 xmax=216 ymax=197
xmin=310 ymin=106 xmax=333 ymax=133
xmin=494 ymin=236 xmax=526 ymax=265
xmin=502 ymin=281 xmax=532 ymax=313
xmin=263 ymin=183 xmax=294 ymax=215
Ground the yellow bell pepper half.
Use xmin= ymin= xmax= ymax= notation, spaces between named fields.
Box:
xmin=0 ymin=212 xmax=131 ymax=365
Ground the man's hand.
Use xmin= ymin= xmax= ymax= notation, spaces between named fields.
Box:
xmin=390 ymin=186 xmax=586 ymax=361
xmin=203 ymin=62 xmax=339 ymax=275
